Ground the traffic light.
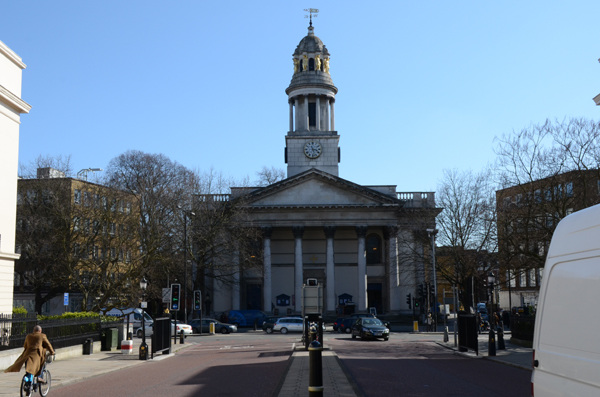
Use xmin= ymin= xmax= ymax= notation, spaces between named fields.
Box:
xmin=193 ymin=290 xmax=201 ymax=311
xmin=414 ymin=297 xmax=420 ymax=308
xmin=406 ymin=293 xmax=412 ymax=309
xmin=417 ymin=284 xmax=424 ymax=298
xmin=171 ymin=283 xmax=181 ymax=311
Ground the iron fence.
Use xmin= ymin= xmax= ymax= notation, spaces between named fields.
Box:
xmin=0 ymin=313 xmax=121 ymax=350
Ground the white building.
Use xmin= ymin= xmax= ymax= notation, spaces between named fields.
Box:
xmin=209 ymin=23 xmax=440 ymax=317
xmin=0 ymin=40 xmax=31 ymax=314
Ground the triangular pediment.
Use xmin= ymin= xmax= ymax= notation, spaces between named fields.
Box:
xmin=242 ymin=169 xmax=400 ymax=208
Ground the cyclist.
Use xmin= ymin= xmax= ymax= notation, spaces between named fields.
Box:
xmin=4 ymin=325 xmax=55 ymax=389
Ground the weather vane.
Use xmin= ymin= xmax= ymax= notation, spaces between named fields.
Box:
xmin=304 ymin=8 xmax=319 ymax=26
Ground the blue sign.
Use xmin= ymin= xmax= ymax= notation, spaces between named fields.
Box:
xmin=64 ymin=293 xmax=69 ymax=306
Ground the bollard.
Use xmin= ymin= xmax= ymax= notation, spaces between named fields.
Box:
xmin=443 ymin=326 xmax=449 ymax=343
xmin=488 ymin=329 xmax=496 ymax=356
xmin=139 ymin=341 xmax=148 ymax=360
xmin=254 ymin=319 xmax=258 ymax=331
xmin=308 ymin=340 xmax=323 ymax=397
xmin=497 ymin=327 xmax=505 ymax=350
xmin=180 ymin=329 xmax=185 ymax=344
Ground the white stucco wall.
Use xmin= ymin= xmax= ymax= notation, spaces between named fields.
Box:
xmin=0 ymin=39 xmax=30 ymax=315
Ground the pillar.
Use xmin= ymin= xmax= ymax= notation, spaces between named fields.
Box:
xmin=304 ymin=95 xmax=309 ymax=131
xmin=356 ymin=226 xmax=368 ymax=311
xmin=289 ymin=100 xmax=294 ymax=132
xmin=232 ymin=248 xmax=240 ymax=310
xmin=324 ymin=226 xmax=336 ymax=313
xmin=330 ymin=100 xmax=335 ymax=131
xmin=294 ymin=97 xmax=300 ymax=131
xmin=263 ymin=227 xmax=273 ymax=313
xmin=385 ymin=226 xmax=400 ymax=311
xmin=293 ymin=226 xmax=305 ymax=312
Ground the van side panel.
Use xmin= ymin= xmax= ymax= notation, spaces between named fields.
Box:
xmin=533 ymin=203 xmax=600 ymax=396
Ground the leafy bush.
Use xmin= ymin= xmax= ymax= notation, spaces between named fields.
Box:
xmin=12 ymin=306 xmax=28 ymax=315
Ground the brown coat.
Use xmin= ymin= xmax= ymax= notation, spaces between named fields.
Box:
xmin=4 ymin=332 xmax=54 ymax=375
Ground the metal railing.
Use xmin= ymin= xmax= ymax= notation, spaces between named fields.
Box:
xmin=0 ymin=313 xmax=121 ymax=350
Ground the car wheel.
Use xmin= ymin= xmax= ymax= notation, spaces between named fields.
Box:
xmin=345 ymin=327 xmax=352 ymax=334
xmin=351 ymin=333 xmax=356 ymax=339
xmin=137 ymin=329 xmax=143 ymax=338
xmin=383 ymin=337 xmax=389 ymax=341
xmin=280 ymin=327 xmax=288 ymax=334
xmin=266 ymin=327 xmax=273 ymax=334
xmin=220 ymin=327 xmax=228 ymax=334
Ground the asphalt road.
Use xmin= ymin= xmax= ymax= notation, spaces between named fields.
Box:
xmin=328 ymin=334 xmax=532 ymax=397
xmin=47 ymin=331 xmax=531 ymax=397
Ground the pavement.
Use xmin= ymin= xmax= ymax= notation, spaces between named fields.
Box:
xmin=0 ymin=328 xmax=532 ymax=397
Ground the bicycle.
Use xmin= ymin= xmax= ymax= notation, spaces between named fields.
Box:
xmin=20 ymin=353 xmax=54 ymax=397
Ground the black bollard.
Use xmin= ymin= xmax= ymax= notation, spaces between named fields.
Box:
xmin=497 ymin=327 xmax=505 ymax=350
xmin=488 ymin=329 xmax=496 ymax=356
xmin=139 ymin=341 xmax=148 ymax=360
xmin=180 ymin=329 xmax=185 ymax=344
xmin=308 ymin=340 xmax=323 ymax=397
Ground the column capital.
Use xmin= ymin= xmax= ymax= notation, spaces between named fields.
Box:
xmin=383 ymin=226 xmax=399 ymax=239
xmin=355 ymin=225 xmax=368 ymax=238
xmin=323 ymin=226 xmax=336 ymax=239
xmin=292 ymin=226 xmax=305 ymax=238
xmin=262 ymin=227 xmax=273 ymax=238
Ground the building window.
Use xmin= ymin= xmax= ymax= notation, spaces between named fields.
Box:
xmin=528 ymin=268 xmax=537 ymax=287
xmin=308 ymin=57 xmax=315 ymax=71
xmin=534 ymin=189 xmax=542 ymax=203
xmin=73 ymin=217 xmax=80 ymax=232
xmin=74 ymin=189 xmax=81 ymax=204
xmin=366 ymin=234 xmax=381 ymax=264
xmin=519 ymin=271 xmax=527 ymax=287
xmin=109 ymin=223 xmax=116 ymax=235
xmin=565 ymin=182 xmax=573 ymax=197
xmin=84 ymin=191 xmax=91 ymax=206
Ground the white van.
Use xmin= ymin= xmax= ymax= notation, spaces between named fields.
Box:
xmin=104 ymin=307 xmax=153 ymax=331
xmin=531 ymin=204 xmax=600 ymax=396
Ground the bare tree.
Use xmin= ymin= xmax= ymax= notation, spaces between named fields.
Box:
xmin=435 ymin=168 xmax=498 ymax=309
xmin=255 ymin=166 xmax=285 ymax=186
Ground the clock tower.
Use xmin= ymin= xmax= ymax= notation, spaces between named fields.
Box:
xmin=285 ymin=21 xmax=339 ymax=177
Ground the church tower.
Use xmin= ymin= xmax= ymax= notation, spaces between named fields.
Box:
xmin=285 ymin=21 xmax=339 ymax=178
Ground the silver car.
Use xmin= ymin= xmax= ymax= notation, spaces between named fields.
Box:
xmin=273 ymin=317 xmax=304 ymax=334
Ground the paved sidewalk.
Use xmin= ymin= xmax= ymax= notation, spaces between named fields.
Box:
xmin=0 ymin=339 xmax=192 ymax=397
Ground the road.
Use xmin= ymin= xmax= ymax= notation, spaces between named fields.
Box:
xmin=48 ymin=331 xmax=531 ymax=397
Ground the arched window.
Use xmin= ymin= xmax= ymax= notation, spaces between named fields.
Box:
xmin=366 ymin=234 xmax=381 ymax=264
xmin=309 ymin=58 xmax=315 ymax=71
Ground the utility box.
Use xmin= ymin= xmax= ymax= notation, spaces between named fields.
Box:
xmin=302 ymin=282 xmax=323 ymax=316
xmin=102 ymin=328 xmax=119 ymax=351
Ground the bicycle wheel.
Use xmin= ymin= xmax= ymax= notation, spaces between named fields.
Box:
xmin=38 ymin=370 xmax=51 ymax=397
xmin=20 ymin=377 xmax=32 ymax=397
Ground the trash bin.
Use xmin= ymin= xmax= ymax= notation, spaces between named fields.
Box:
xmin=83 ymin=338 xmax=93 ymax=355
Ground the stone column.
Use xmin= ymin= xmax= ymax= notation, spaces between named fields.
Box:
xmin=324 ymin=97 xmax=330 ymax=131
xmin=263 ymin=227 xmax=273 ymax=313
xmin=385 ymin=226 xmax=400 ymax=312
xmin=324 ymin=226 xmax=336 ymax=313
xmin=330 ymin=99 xmax=335 ymax=131
xmin=294 ymin=97 xmax=299 ymax=131
xmin=292 ymin=226 xmax=305 ymax=313
xmin=232 ymin=248 xmax=240 ymax=310
xmin=316 ymin=95 xmax=321 ymax=131
xmin=289 ymin=100 xmax=294 ymax=132
xmin=304 ymin=95 xmax=310 ymax=131
xmin=356 ymin=226 xmax=368 ymax=311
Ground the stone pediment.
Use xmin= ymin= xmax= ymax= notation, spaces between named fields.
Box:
xmin=243 ymin=169 xmax=400 ymax=208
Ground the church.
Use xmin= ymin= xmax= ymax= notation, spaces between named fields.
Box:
xmin=212 ymin=21 xmax=440 ymax=317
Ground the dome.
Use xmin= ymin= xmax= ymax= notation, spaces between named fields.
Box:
xmin=293 ymin=25 xmax=330 ymax=57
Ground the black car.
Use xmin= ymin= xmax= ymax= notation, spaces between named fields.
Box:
xmin=332 ymin=318 xmax=345 ymax=332
xmin=351 ymin=317 xmax=390 ymax=341
xmin=188 ymin=318 xmax=238 ymax=334
xmin=262 ymin=316 xmax=281 ymax=334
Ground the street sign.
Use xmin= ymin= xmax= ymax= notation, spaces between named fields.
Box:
xmin=162 ymin=288 xmax=171 ymax=303
xmin=63 ymin=293 xmax=69 ymax=306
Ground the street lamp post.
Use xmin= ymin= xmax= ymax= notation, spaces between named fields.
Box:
xmin=139 ymin=277 xmax=148 ymax=360
xmin=427 ymin=229 xmax=438 ymax=332
xmin=178 ymin=206 xmax=195 ymax=325
xmin=487 ymin=272 xmax=496 ymax=356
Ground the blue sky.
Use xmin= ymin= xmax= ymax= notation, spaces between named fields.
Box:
xmin=2 ymin=1 xmax=599 ymax=192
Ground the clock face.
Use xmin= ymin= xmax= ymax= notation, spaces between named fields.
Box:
xmin=304 ymin=141 xmax=322 ymax=159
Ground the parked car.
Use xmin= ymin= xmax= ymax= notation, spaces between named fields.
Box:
xmin=273 ymin=317 xmax=304 ymax=334
xmin=351 ymin=317 xmax=390 ymax=341
xmin=189 ymin=318 xmax=237 ymax=334
xmin=338 ymin=318 xmax=354 ymax=334
xmin=332 ymin=318 xmax=345 ymax=332
xmin=135 ymin=324 xmax=153 ymax=338
xmin=171 ymin=320 xmax=192 ymax=336
xmin=262 ymin=316 xmax=281 ymax=334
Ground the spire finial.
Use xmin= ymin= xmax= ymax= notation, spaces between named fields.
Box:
xmin=304 ymin=8 xmax=319 ymax=28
